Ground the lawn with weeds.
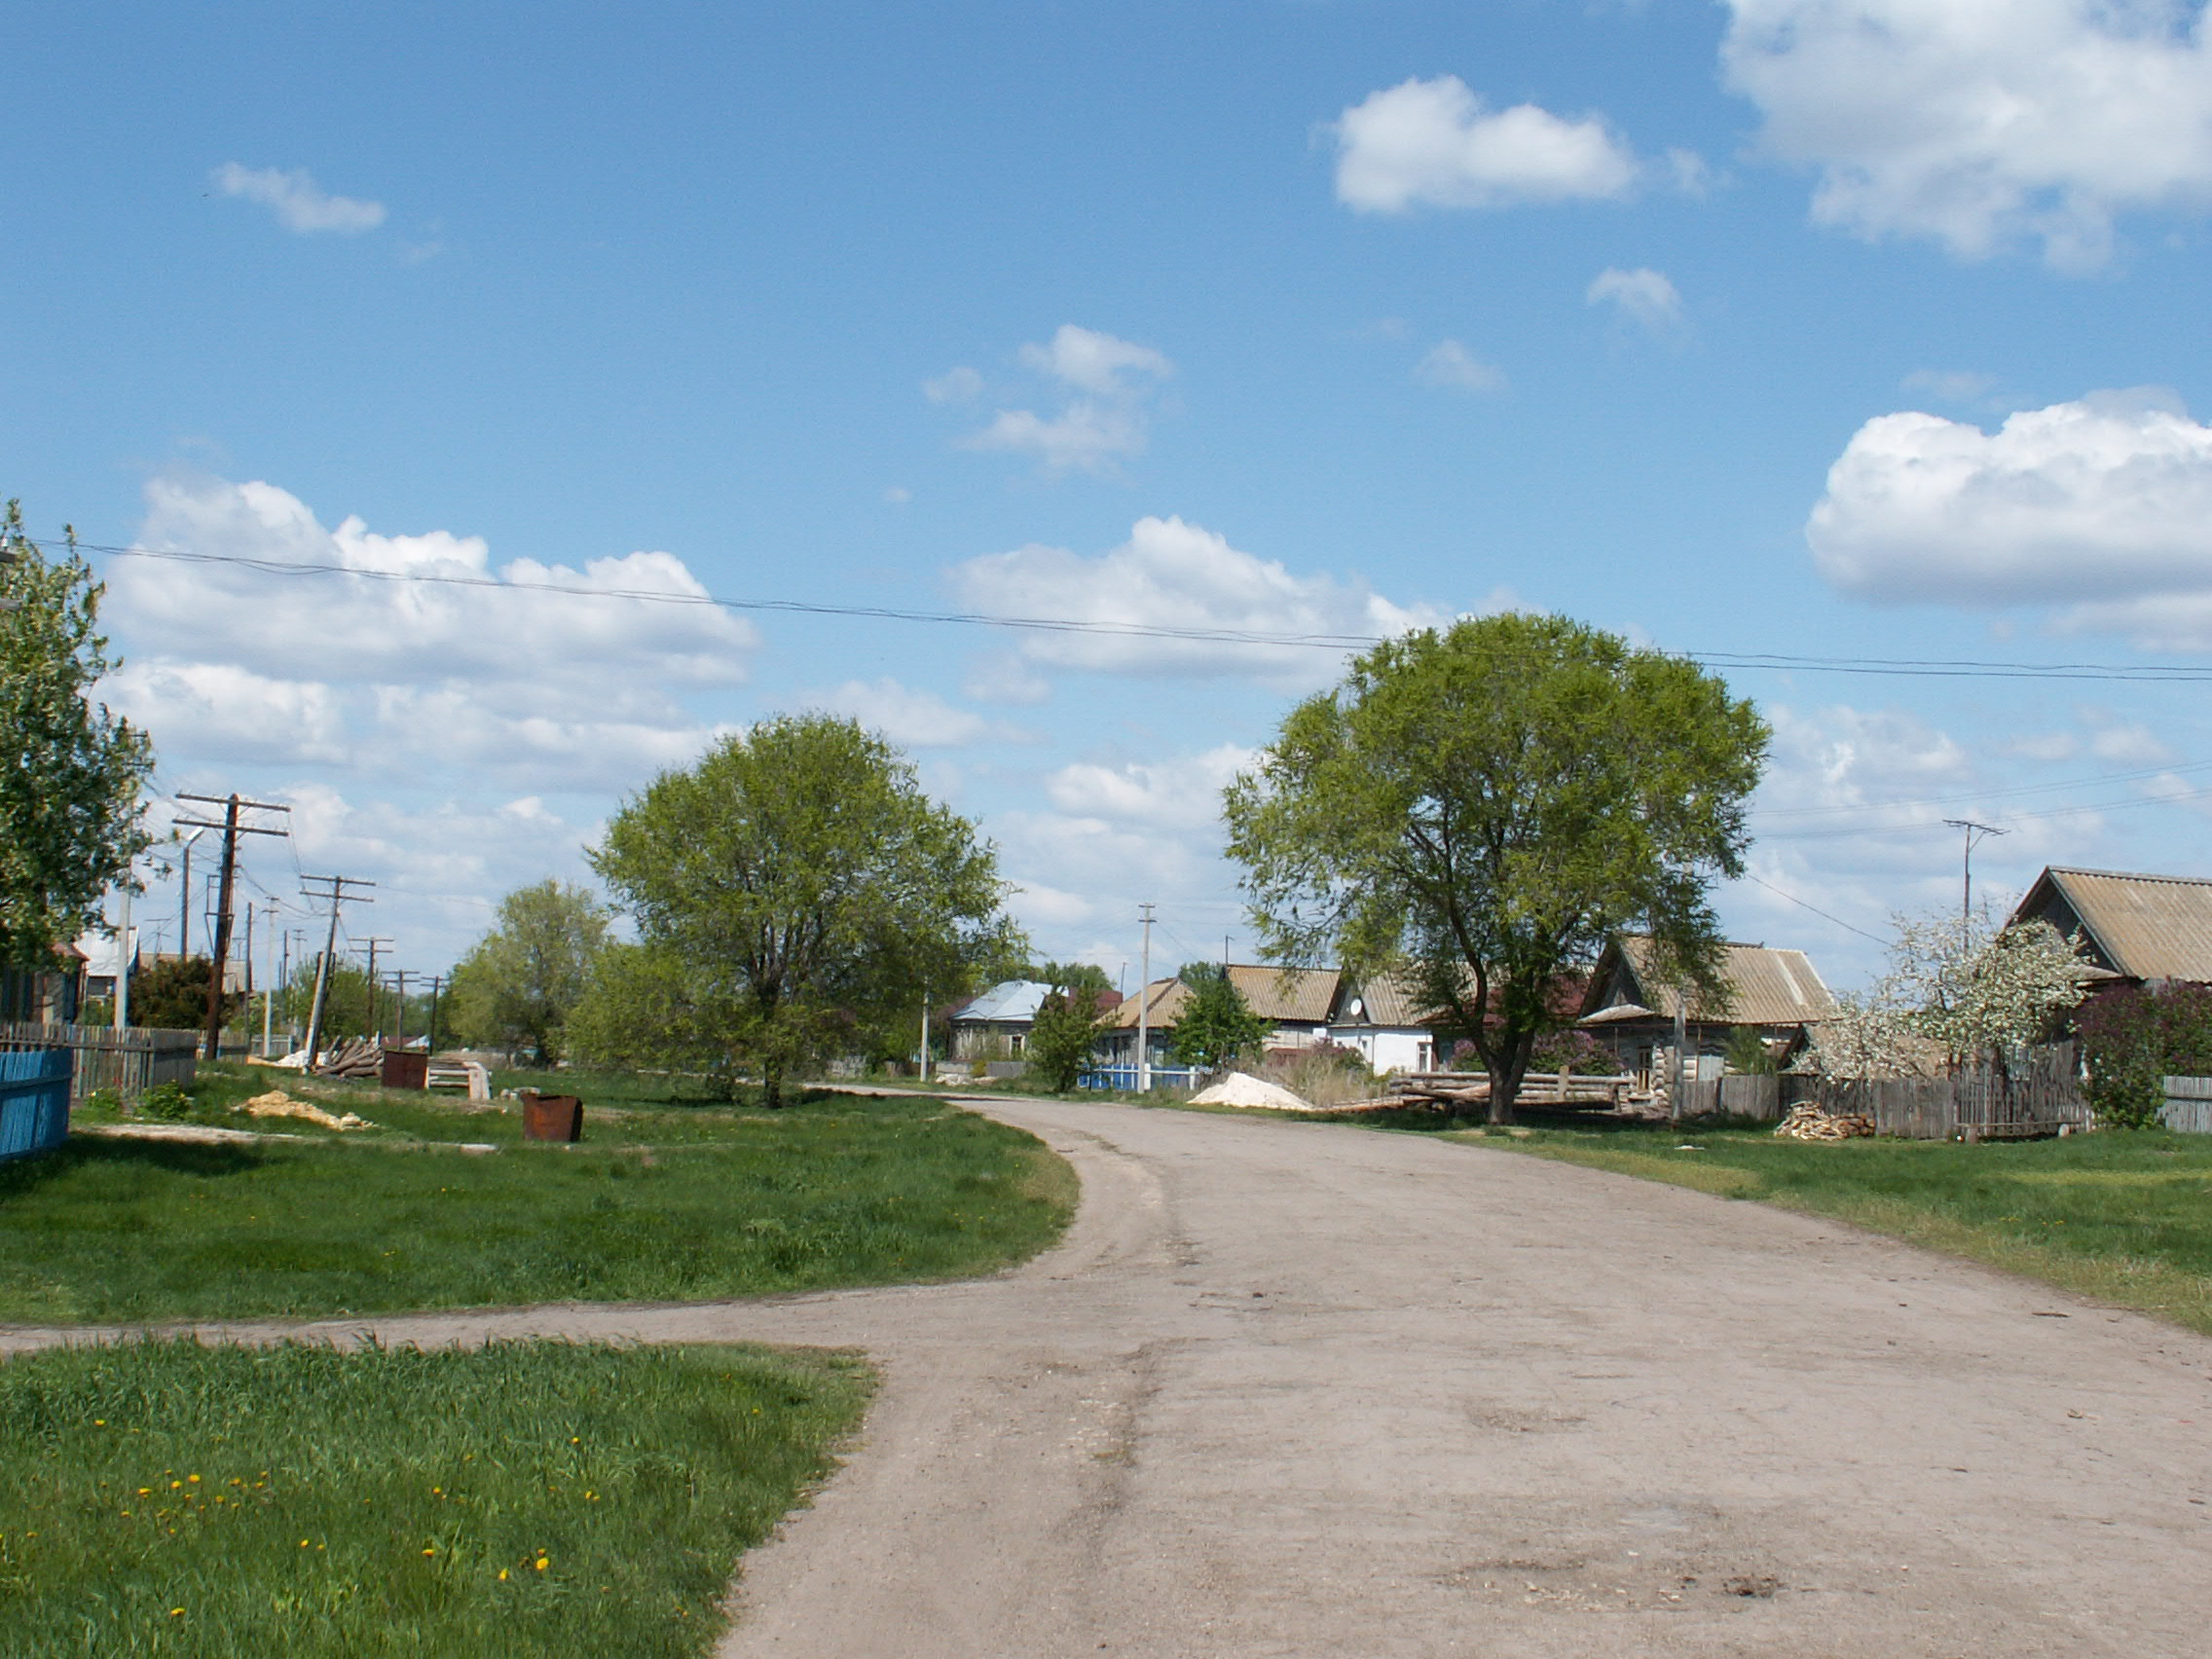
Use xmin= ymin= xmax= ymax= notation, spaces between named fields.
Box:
xmin=0 ymin=1336 xmax=869 ymax=1657
xmin=1444 ymin=1118 xmax=2212 ymax=1335
xmin=1 ymin=1069 xmax=1075 ymax=1324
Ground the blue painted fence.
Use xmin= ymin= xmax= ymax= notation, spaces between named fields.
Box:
xmin=1079 ymin=1064 xmax=1202 ymax=1093
xmin=0 ymin=1049 xmax=72 ymax=1162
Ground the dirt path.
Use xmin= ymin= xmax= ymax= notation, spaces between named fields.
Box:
xmin=8 ymin=1098 xmax=2209 ymax=1655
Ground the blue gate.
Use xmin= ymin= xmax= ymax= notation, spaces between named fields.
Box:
xmin=0 ymin=1049 xmax=73 ymax=1162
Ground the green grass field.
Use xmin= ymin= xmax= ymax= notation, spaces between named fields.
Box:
xmin=1 ymin=1066 xmax=1075 ymax=1325
xmin=0 ymin=1337 xmax=869 ymax=1658
xmin=1446 ymin=1118 xmax=2212 ymax=1335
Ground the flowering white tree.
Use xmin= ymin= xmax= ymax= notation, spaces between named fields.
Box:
xmin=1805 ymin=909 xmax=2091 ymax=1079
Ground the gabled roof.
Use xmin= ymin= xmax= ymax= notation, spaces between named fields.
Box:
xmin=2011 ymin=866 xmax=2212 ymax=982
xmin=1582 ymin=936 xmax=1835 ymax=1026
xmin=1102 ymin=965 xmax=1342 ymax=1031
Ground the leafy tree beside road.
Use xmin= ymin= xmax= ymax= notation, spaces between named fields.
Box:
xmin=582 ymin=715 xmax=1016 ymax=1105
xmin=1225 ymin=612 xmax=1766 ymax=1123
xmin=0 ymin=502 xmax=152 ymax=972
xmin=447 ymin=879 xmax=610 ymax=1063
xmin=1167 ymin=963 xmax=1270 ymax=1074
xmin=1021 ymin=961 xmax=1118 ymax=1092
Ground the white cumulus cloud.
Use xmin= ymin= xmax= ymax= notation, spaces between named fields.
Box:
xmin=1808 ymin=390 xmax=2212 ymax=640
xmin=801 ymin=679 xmax=1032 ymax=749
xmin=1720 ymin=0 xmax=2212 ymax=270
xmin=945 ymin=516 xmax=1445 ymax=684
xmin=1585 ymin=266 xmax=1684 ymax=333
xmin=1413 ymin=339 xmax=1506 ymax=391
xmin=951 ymin=325 xmax=1174 ymax=475
xmin=1332 ymin=75 xmax=1640 ymax=212
xmin=211 ymin=164 xmax=387 ymax=235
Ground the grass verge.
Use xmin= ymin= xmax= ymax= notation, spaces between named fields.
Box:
xmin=2 ymin=1069 xmax=1073 ymax=1325
xmin=0 ymin=1336 xmax=869 ymax=1657
xmin=1446 ymin=1120 xmax=2212 ymax=1336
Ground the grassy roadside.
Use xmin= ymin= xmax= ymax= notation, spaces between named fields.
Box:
xmin=1 ymin=1066 xmax=1074 ymax=1325
xmin=1446 ymin=1120 xmax=2212 ymax=1336
xmin=0 ymin=1337 xmax=870 ymax=1658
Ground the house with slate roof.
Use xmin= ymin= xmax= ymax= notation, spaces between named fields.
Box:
xmin=2009 ymin=866 xmax=2212 ymax=987
xmin=1577 ymin=936 xmax=1836 ymax=1088
xmin=1096 ymin=965 xmax=1341 ymax=1072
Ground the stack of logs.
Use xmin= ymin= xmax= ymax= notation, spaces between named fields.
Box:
xmin=1773 ymin=1102 xmax=1875 ymax=1141
xmin=313 ymin=1037 xmax=385 ymax=1080
xmin=1382 ymin=1071 xmax=1636 ymax=1112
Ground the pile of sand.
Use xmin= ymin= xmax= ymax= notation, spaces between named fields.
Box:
xmin=1189 ymin=1072 xmax=1319 ymax=1112
xmin=236 ymin=1089 xmax=374 ymax=1131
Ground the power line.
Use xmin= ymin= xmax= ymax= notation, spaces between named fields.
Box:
xmin=1738 ymin=872 xmax=1893 ymax=946
xmin=42 ymin=533 xmax=2212 ymax=685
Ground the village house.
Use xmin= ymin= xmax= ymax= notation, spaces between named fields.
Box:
xmin=1095 ymin=965 xmax=1341 ymax=1073
xmin=946 ymin=978 xmax=1123 ymax=1063
xmin=1576 ymin=936 xmax=1836 ymax=1088
xmin=2009 ymin=866 xmax=2212 ymax=987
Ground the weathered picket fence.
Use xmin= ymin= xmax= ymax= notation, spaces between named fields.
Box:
xmin=2158 ymin=1076 xmax=2212 ymax=1134
xmin=1674 ymin=1048 xmax=2090 ymax=1138
xmin=0 ymin=1049 xmax=72 ymax=1161
xmin=0 ymin=1020 xmax=199 ymax=1102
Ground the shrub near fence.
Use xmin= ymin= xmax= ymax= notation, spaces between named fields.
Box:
xmin=0 ymin=1020 xmax=198 ymax=1102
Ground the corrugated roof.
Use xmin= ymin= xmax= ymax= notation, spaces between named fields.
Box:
xmin=1102 ymin=965 xmax=1341 ymax=1030
xmin=1333 ymin=967 xmax=1433 ymax=1029
xmin=2023 ymin=866 xmax=2212 ymax=981
xmin=1609 ymin=937 xmax=1836 ymax=1025
xmin=949 ymin=980 xmax=1051 ymax=1023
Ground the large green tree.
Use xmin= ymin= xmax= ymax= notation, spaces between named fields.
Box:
xmin=0 ymin=503 xmax=153 ymax=971
xmin=446 ymin=879 xmax=610 ymax=1063
xmin=1224 ymin=612 xmax=1766 ymax=1123
xmin=1023 ymin=963 xmax=1115 ymax=1093
xmin=586 ymin=714 xmax=1016 ymax=1105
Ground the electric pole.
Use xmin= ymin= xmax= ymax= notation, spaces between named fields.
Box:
xmin=351 ymin=939 xmax=394 ymax=1039
xmin=1943 ymin=820 xmax=2008 ymax=942
xmin=425 ymin=975 xmax=445 ymax=1054
xmin=174 ymin=793 xmax=291 ymax=1060
xmin=299 ymin=875 xmax=374 ymax=1067
xmin=390 ymin=968 xmax=412 ymax=1047
xmin=1136 ymin=903 xmax=1156 ymax=1092
xmin=262 ymin=899 xmax=280 ymax=1058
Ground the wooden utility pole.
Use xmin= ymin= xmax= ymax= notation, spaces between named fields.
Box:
xmin=299 ymin=874 xmax=375 ymax=1067
xmin=352 ymin=938 xmax=393 ymax=1039
xmin=425 ymin=975 xmax=445 ymax=1054
xmin=174 ymin=793 xmax=291 ymax=1060
xmin=389 ymin=968 xmax=412 ymax=1047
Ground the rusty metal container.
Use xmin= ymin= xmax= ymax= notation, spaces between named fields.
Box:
xmin=380 ymin=1050 xmax=429 ymax=1090
xmin=520 ymin=1090 xmax=583 ymax=1142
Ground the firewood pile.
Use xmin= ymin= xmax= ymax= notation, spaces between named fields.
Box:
xmin=313 ymin=1037 xmax=384 ymax=1079
xmin=1774 ymin=1102 xmax=1875 ymax=1141
xmin=1382 ymin=1072 xmax=1636 ymax=1112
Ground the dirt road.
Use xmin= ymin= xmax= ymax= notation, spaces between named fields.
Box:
xmin=10 ymin=1098 xmax=2209 ymax=1655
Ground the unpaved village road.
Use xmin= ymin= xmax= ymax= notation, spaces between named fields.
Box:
xmin=10 ymin=1097 xmax=2212 ymax=1656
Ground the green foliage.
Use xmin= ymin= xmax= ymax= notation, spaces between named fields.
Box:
xmin=2076 ymin=982 xmax=2212 ymax=1129
xmin=137 ymin=1081 xmax=192 ymax=1122
xmin=1225 ymin=612 xmax=1765 ymax=1123
xmin=129 ymin=956 xmax=243 ymax=1033
xmin=1167 ymin=964 xmax=1271 ymax=1073
xmin=1032 ymin=959 xmax=1114 ymax=1006
xmin=1530 ymin=1026 xmax=1612 ymax=1077
xmin=565 ymin=941 xmax=738 ymax=1093
xmin=0 ymin=1337 xmax=870 ymax=1657
xmin=273 ymin=958 xmax=383 ymax=1044
xmin=1025 ymin=987 xmax=1104 ymax=1092
xmin=586 ymin=715 xmax=1018 ymax=1105
xmin=1721 ymin=1026 xmax=1779 ymax=1076
xmin=0 ymin=502 xmax=154 ymax=971
xmin=447 ymin=880 xmax=610 ymax=1064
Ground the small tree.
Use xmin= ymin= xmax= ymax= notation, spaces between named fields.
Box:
xmin=1025 ymin=987 xmax=1104 ymax=1093
xmin=0 ymin=502 xmax=154 ymax=971
xmin=1168 ymin=963 xmax=1271 ymax=1074
xmin=446 ymin=879 xmax=609 ymax=1064
xmin=130 ymin=956 xmax=243 ymax=1033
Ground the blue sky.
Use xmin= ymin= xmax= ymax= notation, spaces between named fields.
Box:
xmin=11 ymin=1 xmax=2212 ymax=994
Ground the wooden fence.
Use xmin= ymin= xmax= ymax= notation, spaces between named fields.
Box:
xmin=0 ymin=1049 xmax=72 ymax=1161
xmin=2159 ymin=1076 xmax=2212 ymax=1135
xmin=1769 ymin=1052 xmax=2079 ymax=1141
xmin=0 ymin=1021 xmax=199 ymax=1102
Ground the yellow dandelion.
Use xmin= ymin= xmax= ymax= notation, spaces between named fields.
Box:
xmin=423 ymin=1547 xmax=435 ymax=1557
xmin=300 ymin=1540 xmax=311 ymax=1548
xmin=535 ymin=1557 xmax=549 ymax=1571
xmin=498 ymin=1567 xmax=509 ymax=1581
xmin=169 ymin=1608 xmax=184 ymax=1617
xmin=188 ymin=1475 xmax=200 ymax=1484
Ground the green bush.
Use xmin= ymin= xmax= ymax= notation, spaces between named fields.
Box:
xmin=137 ymin=1081 xmax=193 ymax=1121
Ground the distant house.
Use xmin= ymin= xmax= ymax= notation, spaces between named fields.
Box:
xmin=1097 ymin=965 xmax=1341 ymax=1071
xmin=1326 ymin=970 xmax=1443 ymax=1075
xmin=1577 ymin=936 xmax=1836 ymax=1087
xmin=2009 ymin=866 xmax=2212 ymax=987
xmin=946 ymin=978 xmax=1122 ymax=1062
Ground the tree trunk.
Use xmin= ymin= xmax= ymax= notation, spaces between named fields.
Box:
xmin=761 ymin=1057 xmax=784 ymax=1110
xmin=1487 ymin=1059 xmax=1521 ymax=1124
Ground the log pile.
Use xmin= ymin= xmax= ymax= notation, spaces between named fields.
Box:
xmin=1382 ymin=1072 xmax=1638 ymax=1112
xmin=1774 ymin=1102 xmax=1875 ymax=1141
xmin=313 ymin=1037 xmax=384 ymax=1080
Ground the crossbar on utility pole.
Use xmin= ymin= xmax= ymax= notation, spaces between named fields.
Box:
xmin=299 ymin=875 xmax=374 ymax=1068
xmin=174 ymin=793 xmax=291 ymax=1060
xmin=1942 ymin=819 xmax=2008 ymax=944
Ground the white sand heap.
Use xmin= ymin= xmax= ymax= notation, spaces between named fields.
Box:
xmin=1189 ymin=1072 xmax=1320 ymax=1113
xmin=237 ymin=1089 xmax=374 ymax=1131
